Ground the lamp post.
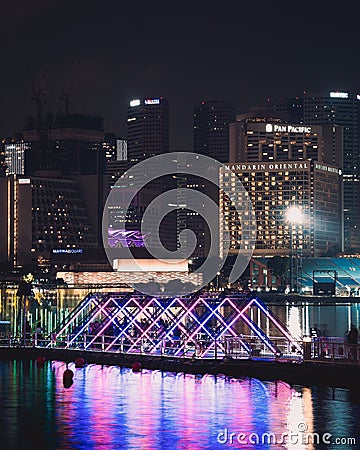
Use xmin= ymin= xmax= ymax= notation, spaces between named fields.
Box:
xmin=285 ymin=206 xmax=303 ymax=293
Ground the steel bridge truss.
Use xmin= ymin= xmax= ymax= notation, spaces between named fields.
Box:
xmin=50 ymin=292 xmax=302 ymax=358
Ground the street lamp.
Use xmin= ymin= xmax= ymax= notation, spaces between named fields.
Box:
xmin=285 ymin=206 xmax=303 ymax=293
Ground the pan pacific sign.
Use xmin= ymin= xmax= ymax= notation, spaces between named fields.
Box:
xmin=265 ymin=124 xmax=312 ymax=133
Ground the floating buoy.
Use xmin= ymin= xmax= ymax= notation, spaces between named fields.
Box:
xmin=63 ymin=368 xmax=74 ymax=380
xmin=132 ymin=362 xmax=142 ymax=372
xmin=63 ymin=369 xmax=74 ymax=388
xmin=74 ymin=357 xmax=85 ymax=368
xmin=63 ymin=378 xmax=73 ymax=388
xmin=35 ymin=356 xmax=46 ymax=367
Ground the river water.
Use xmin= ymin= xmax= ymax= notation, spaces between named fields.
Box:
xmin=0 ymin=359 xmax=359 ymax=450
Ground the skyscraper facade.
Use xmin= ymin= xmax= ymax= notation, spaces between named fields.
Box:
xmin=4 ymin=140 xmax=30 ymax=175
xmin=225 ymin=118 xmax=343 ymax=257
xmin=193 ymin=100 xmax=235 ymax=162
xmin=127 ymin=97 xmax=169 ymax=164
xmin=186 ymin=100 xmax=235 ymax=259
xmin=303 ymin=90 xmax=360 ymax=251
xmin=229 ymin=118 xmax=342 ymax=167
xmin=22 ymin=113 xmax=106 ymax=176
xmin=220 ymin=160 xmax=342 ymax=258
xmin=0 ymin=175 xmax=98 ymax=267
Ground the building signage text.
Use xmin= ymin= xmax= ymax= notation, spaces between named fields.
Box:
xmin=315 ymin=163 xmax=341 ymax=175
xmin=329 ymin=91 xmax=349 ymax=98
xmin=224 ymin=162 xmax=309 ymax=172
xmin=144 ymin=98 xmax=160 ymax=105
xmin=265 ymin=124 xmax=312 ymax=133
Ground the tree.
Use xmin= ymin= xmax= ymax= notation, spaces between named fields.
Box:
xmin=16 ymin=278 xmax=33 ymax=346
xmin=267 ymin=256 xmax=289 ymax=287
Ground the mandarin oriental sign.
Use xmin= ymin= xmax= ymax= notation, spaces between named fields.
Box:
xmin=265 ymin=124 xmax=312 ymax=133
xmin=224 ymin=162 xmax=309 ymax=172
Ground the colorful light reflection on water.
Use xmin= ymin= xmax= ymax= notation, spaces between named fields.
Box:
xmin=0 ymin=360 xmax=359 ymax=449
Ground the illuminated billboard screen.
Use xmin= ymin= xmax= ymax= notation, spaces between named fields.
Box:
xmin=108 ymin=229 xmax=148 ymax=248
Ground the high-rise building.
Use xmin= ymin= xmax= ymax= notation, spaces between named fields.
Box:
xmin=229 ymin=117 xmax=343 ymax=167
xmin=23 ymin=113 xmax=106 ymax=176
xmin=224 ymin=118 xmax=343 ymax=258
xmin=21 ymin=113 xmax=110 ymax=247
xmin=193 ymin=100 xmax=235 ymax=162
xmin=4 ymin=140 xmax=30 ymax=175
xmin=103 ymin=135 xmax=129 ymax=192
xmin=303 ymin=90 xmax=360 ymax=251
xmin=247 ymin=97 xmax=304 ymax=124
xmin=126 ymin=97 xmax=169 ymax=164
xmin=220 ymin=160 xmax=342 ymax=258
xmin=186 ymin=100 xmax=235 ymax=259
xmin=0 ymin=175 xmax=99 ymax=268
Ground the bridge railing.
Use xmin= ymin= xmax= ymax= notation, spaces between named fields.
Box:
xmin=0 ymin=332 xmax=302 ymax=359
xmin=306 ymin=337 xmax=360 ymax=364
xmin=1 ymin=333 xmax=358 ymax=365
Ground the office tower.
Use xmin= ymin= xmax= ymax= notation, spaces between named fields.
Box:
xmin=187 ymin=100 xmax=235 ymax=259
xmin=3 ymin=140 xmax=30 ymax=175
xmin=121 ymin=97 xmax=178 ymax=252
xmin=127 ymin=97 xmax=169 ymax=164
xmin=103 ymin=135 xmax=129 ymax=192
xmin=193 ymin=100 xmax=235 ymax=162
xmin=303 ymin=90 xmax=360 ymax=251
xmin=0 ymin=142 xmax=5 ymax=177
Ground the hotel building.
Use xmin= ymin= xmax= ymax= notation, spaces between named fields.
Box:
xmin=0 ymin=175 xmax=99 ymax=268
xmin=223 ymin=119 xmax=343 ymax=257
xmin=220 ymin=160 xmax=342 ymax=257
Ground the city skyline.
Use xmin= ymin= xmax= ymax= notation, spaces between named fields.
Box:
xmin=1 ymin=1 xmax=359 ymax=150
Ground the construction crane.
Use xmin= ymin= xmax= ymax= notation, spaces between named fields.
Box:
xmin=30 ymin=65 xmax=48 ymax=129
xmin=60 ymin=80 xmax=74 ymax=115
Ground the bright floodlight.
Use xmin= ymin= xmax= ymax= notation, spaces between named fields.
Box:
xmin=286 ymin=206 xmax=303 ymax=224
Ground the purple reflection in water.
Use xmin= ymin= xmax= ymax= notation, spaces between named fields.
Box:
xmin=51 ymin=362 xmax=303 ymax=449
xmin=0 ymin=360 xmax=359 ymax=450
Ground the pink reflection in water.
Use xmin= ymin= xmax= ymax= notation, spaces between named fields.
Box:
xmin=51 ymin=361 xmax=307 ymax=449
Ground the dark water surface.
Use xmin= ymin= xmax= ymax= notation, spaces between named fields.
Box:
xmin=0 ymin=360 xmax=359 ymax=449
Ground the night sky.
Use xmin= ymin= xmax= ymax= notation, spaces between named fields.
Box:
xmin=1 ymin=0 xmax=359 ymax=150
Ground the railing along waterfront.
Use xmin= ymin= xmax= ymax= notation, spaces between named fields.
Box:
xmin=1 ymin=331 xmax=300 ymax=358
xmin=1 ymin=332 xmax=359 ymax=365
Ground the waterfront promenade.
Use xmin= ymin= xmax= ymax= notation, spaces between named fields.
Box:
xmin=1 ymin=331 xmax=359 ymax=390
xmin=1 ymin=290 xmax=359 ymax=389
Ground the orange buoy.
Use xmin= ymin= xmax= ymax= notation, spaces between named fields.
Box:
xmin=74 ymin=357 xmax=85 ymax=368
xmin=132 ymin=362 xmax=142 ymax=372
xmin=35 ymin=356 xmax=46 ymax=367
